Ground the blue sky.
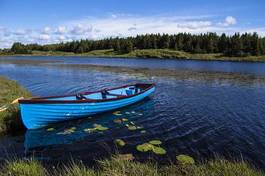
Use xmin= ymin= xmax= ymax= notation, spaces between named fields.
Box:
xmin=0 ymin=0 xmax=265 ymax=48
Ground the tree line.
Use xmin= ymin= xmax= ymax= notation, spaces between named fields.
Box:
xmin=9 ymin=32 xmax=265 ymax=57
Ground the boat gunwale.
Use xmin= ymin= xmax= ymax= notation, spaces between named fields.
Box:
xmin=18 ymin=83 xmax=155 ymax=104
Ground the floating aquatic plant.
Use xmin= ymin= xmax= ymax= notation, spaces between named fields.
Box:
xmin=152 ymin=146 xmax=166 ymax=155
xmin=176 ymin=155 xmax=195 ymax=165
xmin=113 ymin=119 xmax=123 ymax=123
xmin=136 ymin=143 xmax=153 ymax=152
xmin=83 ymin=124 xmax=109 ymax=133
xmin=125 ymin=124 xmax=137 ymax=131
xmin=83 ymin=128 xmax=97 ymax=133
xmin=57 ymin=127 xmax=76 ymax=135
xmin=46 ymin=128 xmax=54 ymax=132
xmin=115 ymin=139 xmax=126 ymax=147
xmin=124 ymin=121 xmax=144 ymax=131
xmin=113 ymin=118 xmax=128 ymax=124
xmin=122 ymin=118 xmax=128 ymax=122
xmin=136 ymin=140 xmax=166 ymax=155
xmin=94 ymin=124 xmax=109 ymax=131
xmin=113 ymin=111 xmax=122 ymax=116
xmin=149 ymin=140 xmax=162 ymax=145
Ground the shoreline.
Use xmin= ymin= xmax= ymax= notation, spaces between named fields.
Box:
xmin=0 ymin=156 xmax=263 ymax=176
xmin=0 ymin=77 xmax=31 ymax=135
xmin=1 ymin=49 xmax=265 ymax=62
xmin=2 ymin=58 xmax=265 ymax=85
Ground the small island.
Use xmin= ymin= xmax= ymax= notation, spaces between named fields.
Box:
xmin=1 ymin=33 xmax=265 ymax=62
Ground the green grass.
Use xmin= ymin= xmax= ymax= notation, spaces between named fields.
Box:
xmin=0 ymin=77 xmax=31 ymax=135
xmin=0 ymin=156 xmax=263 ymax=176
xmin=1 ymin=159 xmax=46 ymax=176
xmin=2 ymin=49 xmax=265 ymax=62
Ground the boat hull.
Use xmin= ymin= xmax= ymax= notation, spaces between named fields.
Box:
xmin=20 ymin=86 xmax=155 ymax=129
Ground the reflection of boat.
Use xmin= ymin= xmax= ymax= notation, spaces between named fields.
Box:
xmin=19 ymin=83 xmax=155 ymax=129
xmin=24 ymin=98 xmax=154 ymax=150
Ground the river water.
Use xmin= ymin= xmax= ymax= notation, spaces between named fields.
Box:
xmin=1 ymin=56 xmax=265 ymax=168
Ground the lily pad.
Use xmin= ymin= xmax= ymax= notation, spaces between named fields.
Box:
xmin=176 ymin=155 xmax=195 ymax=165
xmin=152 ymin=146 xmax=166 ymax=155
xmin=115 ymin=139 xmax=126 ymax=147
xmin=84 ymin=128 xmax=96 ymax=133
xmin=114 ymin=118 xmax=128 ymax=124
xmin=97 ymin=126 xmax=109 ymax=131
xmin=136 ymin=143 xmax=153 ymax=152
xmin=113 ymin=111 xmax=122 ymax=116
xmin=84 ymin=124 xmax=109 ymax=132
xmin=46 ymin=127 xmax=54 ymax=131
xmin=94 ymin=124 xmax=109 ymax=131
xmin=149 ymin=140 xmax=162 ymax=145
xmin=122 ymin=118 xmax=128 ymax=122
xmin=127 ymin=125 xmax=137 ymax=131
xmin=113 ymin=118 xmax=123 ymax=123
xmin=57 ymin=128 xmax=75 ymax=135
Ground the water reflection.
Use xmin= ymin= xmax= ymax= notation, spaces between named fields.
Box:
xmin=24 ymin=99 xmax=154 ymax=151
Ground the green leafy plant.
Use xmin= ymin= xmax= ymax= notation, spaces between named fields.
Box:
xmin=46 ymin=127 xmax=55 ymax=132
xmin=57 ymin=127 xmax=76 ymax=135
xmin=136 ymin=140 xmax=166 ymax=155
xmin=176 ymin=154 xmax=195 ymax=165
xmin=115 ymin=139 xmax=126 ymax=147
xmin=83 ymin=124 xmax=109 ymax=133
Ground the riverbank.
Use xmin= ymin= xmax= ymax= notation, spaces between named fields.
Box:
xmin=0 ymin=77 xmax=31 ymax=135
xmin=1 ymin=49 xmax=265 ymax=62
xmin=0 ymin=156 xmax=263 ymax=176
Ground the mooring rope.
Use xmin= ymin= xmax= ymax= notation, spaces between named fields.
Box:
xmin=0 ymin=97 xmax=24 ymax=112
xmin=0 ymin=105 xmax=8 ymax=112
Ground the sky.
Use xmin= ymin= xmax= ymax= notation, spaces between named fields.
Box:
xmin=0 ymin=0 xmax=265 ymax=48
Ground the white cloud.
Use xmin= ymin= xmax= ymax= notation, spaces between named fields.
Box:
xmin=58 ymin=35 xmax=66 ymax=40
xmin=0 ymin=14 xmax=264 ymax=48
xmin=42 ymin=27 xmax=51 ymax=34
xmin=176 ymin=21 xmax=212 ymax=29
xmin=218 ymin=16 xmax=237 ymax=26
xmin=57 ymin=26 xmax=67 ymax=34
xmin=13 ymin=29 xmax=29 ymax=35
xmin=70 ymin=24 xmax=92 ymax=35
xmin=39 ymin=34 xmax=51 ymax=40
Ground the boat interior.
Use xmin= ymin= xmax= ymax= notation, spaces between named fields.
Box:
xmin=49 ymin=85 xmax=143 ymax=101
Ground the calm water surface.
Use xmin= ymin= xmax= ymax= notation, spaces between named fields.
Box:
xmin=1 ymin=56 xmax=265 ymax=168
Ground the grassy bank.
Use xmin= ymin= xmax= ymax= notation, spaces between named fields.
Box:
xmin=0 ymin=156 xmax=263 ymax=176
xmin=1 ymin=49 xmax=265 ymax=62
xmin=0 ymin=77 xmax=31 ymax=135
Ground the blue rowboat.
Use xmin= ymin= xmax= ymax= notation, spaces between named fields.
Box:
xmin=19 ymin=83 xmax=155 ymax=129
